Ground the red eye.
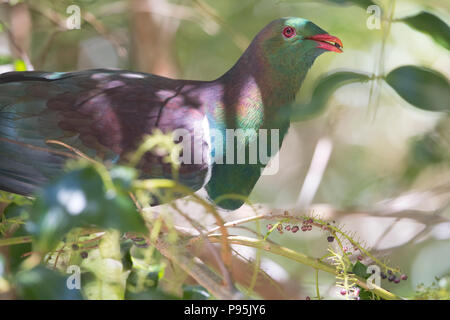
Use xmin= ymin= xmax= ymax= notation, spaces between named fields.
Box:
xmin=282 ymin=26 xmax=296 ymax=38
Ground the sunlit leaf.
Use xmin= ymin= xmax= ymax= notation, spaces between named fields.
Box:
xmin=81 ymin=231 xmax=129 ymax=300
xmin=400 ymin=11 xmax=450 ymax=50
xmin=291 ymin=70 xmax=371 ymax=121
xmin=13 ymin=59 xmax=27 ymax=71
xmin=385 ymin=66 xmax=450 ymax=112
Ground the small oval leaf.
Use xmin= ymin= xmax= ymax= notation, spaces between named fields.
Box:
xmin=400 ymin=11 xmax=450 ymax=50
xmin=385 ymin=66 xmax=450 ymax=112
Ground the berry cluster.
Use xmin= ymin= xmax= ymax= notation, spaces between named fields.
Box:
xmin=381 ymin=270 xmax=408 ymax=284
xmin=339 ymin=286 xmax=361 ymax=300
xmin=266 ymin=218 xmax=318 ymax=236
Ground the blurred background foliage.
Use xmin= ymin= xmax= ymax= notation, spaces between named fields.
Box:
xmin=0 ymin=0 xmax=449 ymax=300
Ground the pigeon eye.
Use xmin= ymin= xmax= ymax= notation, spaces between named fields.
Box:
xmin=282 ymin=26 xmax=296 ymax=38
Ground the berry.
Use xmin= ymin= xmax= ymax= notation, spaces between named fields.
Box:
xmin=387 ymin=270 xmax=392 ymax=275
xmin=267 ymin=224 xmax=273 ymax=230
xmin=327 ymin=236 xmax=334 ymax=243
xmin=388 ymin=275 xmax=395 ymax=282
xmin=400 ymin=274 xmax=408 ymax=281
xmin=305 ymin=296 xmax=310 ymax=300
xmin=357 ymin=255 xmax=363 ymax=261
xmin=291 ymin=226 xmax=299 ymax=233
xmin=72 ymin=244 xmax=79 ymax=251
xmin=380 ymin=272 xmax=387 ymax=279
xmin=394 ymin=278 xmax=400 ymax=284
xmin=285 ymin=225 xmax=291 ymax=231
xmin=340 ymin=289 xmax=346 ymax=296
xmin=277 ymin=224 xmax=282 ymax=232
xmin=80 ymin=251 xmax=88 ymax=259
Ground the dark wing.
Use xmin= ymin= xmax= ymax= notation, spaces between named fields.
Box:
xmin=0 ymin=69 xmax=210 ymax=196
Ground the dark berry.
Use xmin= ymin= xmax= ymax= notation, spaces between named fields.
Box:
xmin=357 ymin=255 xmax=363 ymax=261
xmin=380 ymin=272 xmax=387 ymax=279
xmin=400 ymin=274 xmax=408 ymax=281
xmin=72 ymin=244 xmax=79 ymax=251
xmin=388 ymin=275 xmax=395 ymax=282
xmin=327 ymin=236 xmax=334 ymax=243
xmin=305 ymin=296 xmax=310 ymax=300
xmin=80 ymin=251 xmax=88 ymax=259
xmin=394 ymin=278 xmax=400 ymax=284
xmin=340 ymin=289 xmax=346 ymax=296
xmin=291 ymin=226 xmax=299 ymax=233
xmin=387 ymin=270 xmax=392 ymax=275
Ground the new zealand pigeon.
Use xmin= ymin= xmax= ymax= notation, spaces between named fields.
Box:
xmin=0 ymin=17 xmax=342 ymax=210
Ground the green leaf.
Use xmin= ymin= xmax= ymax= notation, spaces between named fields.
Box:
xmin=182 ymin=284 xmax=211 ymax=300
xmin=27 ymin=165 xmax=146 ymax=252
xmin=400 ymin=11 xmax=450 ymax=50
xmin=15 ymin=266 xmax=83 ymax=300
xmin=291 ymin=71 xmax=371 ymax=121
xmin=385 ymin=66 xmax=450 ymax=112
xmin=352 ymin=261 xmax=370 ymax=279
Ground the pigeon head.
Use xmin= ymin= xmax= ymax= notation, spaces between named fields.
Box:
xmin=251 ymin=17 xmax=343 ymax=76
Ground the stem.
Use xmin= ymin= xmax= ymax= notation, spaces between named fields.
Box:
xmin=367 ymin=0 xmax=396 ymax=119
xmin=0 ymin=236 xmax=32 ymax=247
xmin=209 ymin=235 xmax=403 ymax=300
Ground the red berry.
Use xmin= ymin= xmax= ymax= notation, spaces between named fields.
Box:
xmin=305 ymin=296 xmax=310 ymax=300
xmin=357 ymin=255 xmax=363 ymax=261
xmin=267 ymin=224 xmax=273 ymax=230
xmin=340 ymin=289 xmax=346 ymax=296
xmin=401 ymin=274 xmax=408 ymax=281
xmin=291 ymin=226 xmax=299 ymax=233
xmin=285 ymin=225 xmax=291 ymax=231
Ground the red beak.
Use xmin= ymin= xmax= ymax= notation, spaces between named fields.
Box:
xmin=305 ymin=34 xmax=343 ymax=53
